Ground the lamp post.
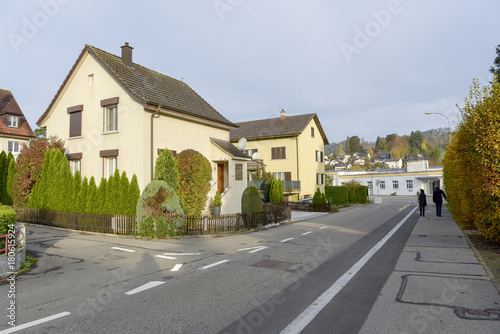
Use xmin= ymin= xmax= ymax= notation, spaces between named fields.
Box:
xmin=425 ymin=112 xmax=451 ymax=145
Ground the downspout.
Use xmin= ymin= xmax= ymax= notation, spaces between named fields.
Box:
xmin=296 ymin=137 xmax=300 ymax=195
xmin=151 ymin=105 xmax=161 ymax=181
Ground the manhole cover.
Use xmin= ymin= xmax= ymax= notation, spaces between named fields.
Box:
xmin=252 ymin=259 xmax=295 ymax=270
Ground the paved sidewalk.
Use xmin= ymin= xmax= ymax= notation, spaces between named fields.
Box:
xmin=290 ymin=210 xmax=329 ymax=221
xmin=360 ymin=205 xmax=500 ymax=334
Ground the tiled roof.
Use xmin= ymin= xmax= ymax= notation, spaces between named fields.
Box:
xmin=0 ymin=89 xmax=35 ymax=138
xmin=210 ymin=137 xmax=251 ymax=159
xmin=230 ymin=113 xmax=329 ymax=144
xmin=38 ymin=44 xmax=237 ymax=128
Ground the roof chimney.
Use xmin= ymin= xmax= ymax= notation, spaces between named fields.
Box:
xmin=121 ymin=42 xmax=133 ymax=67
xmin=280 ymin=109 xmax=286 ymax=119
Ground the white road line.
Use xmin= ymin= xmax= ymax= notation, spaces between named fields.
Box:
xmin=301 ymin=231 xmax=313 ymax=235
xmin=162 ymin=252 xmax=200 ymax=256
xmin=155 ymin=255 xmax=177 ymax=260
xmin=171 ymin=264 xmax=183 ymax=272
xmin=249 ymin=246 xmax=268 ymax=253
xmin=319 ymin=226 xmax=328 ymax=230
xmin=238 ymin=247 xmax=254 ymax=251
xmin=280 ymin=238 xmax=295 ymax=243
xmin=0 ymin=311 xmax=71 ymax=333
xmin=281 ymin=206 xmax=418 ymax=334
xmin=199 ymin=260 xmax=230 ymax=270
xmin=111 ymin=247 xmax=135 ymax=253
xmin=125 ymin=281 xmax=165 ymax=295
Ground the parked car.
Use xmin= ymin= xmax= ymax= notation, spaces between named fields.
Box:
xmin=291 ymin=198 xmax=313 ymax=210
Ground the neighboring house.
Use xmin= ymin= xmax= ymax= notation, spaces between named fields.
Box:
xmin=385 ymin=158 xmax=403 ymax=169
xmin=0 ymin=89 xmax=35 ymax=157
xmin=230 ymin=110 xmax=328 ymax=200
xmin=326 ymin=159 xmax=443 ymax=196
xmin=374 ymin=152 xmax=391 ymax=163
xmin=37 ymin=43 xmax=250 ymax=214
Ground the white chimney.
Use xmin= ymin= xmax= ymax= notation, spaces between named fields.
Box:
xmin=280 ymin=109 xmax=286 ymax=119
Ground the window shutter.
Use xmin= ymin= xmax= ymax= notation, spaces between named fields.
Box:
xmin=285 ymin=172 xmax=292 ymax=181
xmin=69 ymin=111 xmax=82 ymax=137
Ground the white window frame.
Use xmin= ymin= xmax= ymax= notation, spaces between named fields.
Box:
xmin=7 ymin=115 xmax=19 ymax=128
xmin=104 ymin=105 xmax=118 ymax=133
xmin=70 ymin=160 xmax=81 ymax=175
xmin=380 ymin=181 xmax=385 ymax=189
xmin=8 ymin=141 xmax=20 ymax=154
xmin=235 ymin=163 xmax=243 ymax=181
xmin=88 ymin=74 xmax=94 ymax=86
xmin=393 ymin=180 xmax=399 ymax=189
xmin=316 ymin=150 xmax=324 ymax=163
xmin=406 ymin=180 xmax=413 ymax=189
xmin=316 ymin=173 xmax=324 ymax=185
xmin=272 ymin=172 xmax=286 ymax=181
xmin=104 ymin=156 xmax=117 ymax=178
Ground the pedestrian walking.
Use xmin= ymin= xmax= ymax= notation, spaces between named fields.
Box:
xmin=418 ymin=189 xmax=427 ymax=217
xmin=433 ymin=186 xmax=447 ymax=217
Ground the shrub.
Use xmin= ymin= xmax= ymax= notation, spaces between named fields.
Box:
xmin=6 ymin=158 xmax=15 ymax=205
xmin=97 ymin=178 xmax=107 ymax=214
xmin=75 ymin=177 xmax=89 ymax=213
xmin=0 ymin=205 xmax=16 ymax=236
xmin=127 ymin=175 xmax=140 ymax=216
xmin=136 ymin=180 xmax=185 ymax=227
xmin=176 ymin=149 xmax=212 ymax=216
xmin=70 ymin=170 xmax=82 ymax=212
xmin=154 ymin=148 xmax=179 ymax=192
xmin=345 ymin=180 xmax=368 ymax=204
xmin=263 ymin=173 xmax=274 ymax=202
xmin=313 ymin=187 xmax=326 ymax=204
xmin=86 ymin=177 xmax=98 ymax=214
xmin=213 ymin=190 xmax=222 ymax=207
xmin=241 ymin=186 xmax=263 ymax=214
xmin=269 ymin=179 xmax=284 ymax=203
xmin=118 ymin=171 xmax=130 ymax=215
xmin=325 ymin=185 xmax=349 ymax=206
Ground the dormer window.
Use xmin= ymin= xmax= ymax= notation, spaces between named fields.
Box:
xmin=7 ymin=115 xmax=18 ymax=128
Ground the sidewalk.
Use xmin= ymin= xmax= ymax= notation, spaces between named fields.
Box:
xmin=359 ymin=205 xmax=500 ymax=334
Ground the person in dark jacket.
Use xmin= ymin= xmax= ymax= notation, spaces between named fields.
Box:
xmin=433 ymin=186 xmax=447 ymax=217
xmin=418 ymin=189 xmax=427 ymax=217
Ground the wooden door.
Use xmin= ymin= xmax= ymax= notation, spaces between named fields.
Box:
xmin=217 ymin=163 xmax=224 ymax=194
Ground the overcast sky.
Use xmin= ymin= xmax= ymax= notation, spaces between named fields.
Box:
xmin=1 ymin=0 xmax=498 ymax=143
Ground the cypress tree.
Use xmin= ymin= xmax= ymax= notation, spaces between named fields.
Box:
xmin=70 ymin=170 xmax=82 ymax=212
xmin=97 ymin=178 xmax=107 ymax=215
xmin=110 ymin=169 xmax=121 ymax=215
xmin=153 ymin=148 xmax=179 ymax=192
xmin=29 ymin=149 xmax=53 ymax=209
xmin=118 ymin=171 xmax=130 ymax=215
xmin=6 ymin=158 xmax=15 ymax=205
xmin=86 ymin=176 xmax=98 ymax=214
xmin=75 ymin=177 xmax=89 ymax=213
xmin=127 ymin=174 xmax=140 ymax=216
xmin=46 ymin=150 xmax=63 ymax=210
xmin=105 ymin=175 xmax=114 ymax=215
xmin=0 ymin=151 xmax=7 ymax=204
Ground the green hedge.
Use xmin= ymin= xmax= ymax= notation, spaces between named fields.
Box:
xmin=325 ymin=186 xmax=348 ymax=206
xmin=0 ymin=205 xmax=16 ymax=236
xmin=349 ymin=185 xmax=368 ymax=204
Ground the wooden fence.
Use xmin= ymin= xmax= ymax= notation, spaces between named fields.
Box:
xmin=14 ymin=205 xmax=291 ymax=236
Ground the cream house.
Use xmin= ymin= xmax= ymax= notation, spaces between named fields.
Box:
xmin=230 ymin=110 xmax=328 ymax=201
xmin=37 ymin=43 xmax=249 ymax=214
xmin=0 ymin=89 xmax=35 ymax=157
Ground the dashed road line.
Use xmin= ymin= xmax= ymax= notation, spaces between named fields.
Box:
xmin=199 ymin=260 xmax=230 ymax=270
xmin=280 ymin=237 xmax=295 ymax=243
xmin=171 ymin=264 xmax=183 ymax=272
xmin=238 ymin=246 xmax=268 ymax=253
xmin=155 ymin=255 xmax=177 ymax=260
xmin=111 ymin=247 xmax=135 ymax=253
xmin=319 ymin=226 xmax=328 ymax=230
xmin=0 ymin=312 xmax=71 ymax=334
xmin=162 ymin=252 xmax=201 ymax=256
xmin=125 ymin=281 xmax=165 ymax=295
xmin=301 ymin=231 xmax=313 ymax=236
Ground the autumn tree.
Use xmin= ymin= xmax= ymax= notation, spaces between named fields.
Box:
xmin=349 ymin=136 xmax=363 ymax=153
xmin=490 ymin=44 xmax=500 ymax=85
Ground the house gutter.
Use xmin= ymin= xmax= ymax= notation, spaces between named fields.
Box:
xmin=151 ymin=105 xmax=162 ymax=181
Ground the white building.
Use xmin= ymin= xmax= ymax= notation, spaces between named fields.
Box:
xmin=326 ymin=160 xmax=443 ymax=196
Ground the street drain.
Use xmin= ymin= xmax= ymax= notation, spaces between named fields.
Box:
xmin=252 ymin=259 xmax=295 ymax=270
xmin=467 ymin=309 xmax=490 ymax=317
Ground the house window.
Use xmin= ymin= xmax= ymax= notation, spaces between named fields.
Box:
xmin=367 ymin=181 xmax=373 ymax=190
xmin=104 ymin=105 xmax=117 ymax=132
xmin=67 ymin=105 xmax=83 ymax=137
xmin=316 ymin=150 xmax=324 ymax=162
xmin=393 ymin=180 xmax=399 ymax=189
xmin=311 ymin=127 xmax=315 ymax=138
xmin=100 ymin=149 xmax=119 ymax=178
xmin=316 ymin=173 xmax=324 ymax=185
xmin=235 ymin=164 xmax=243 ymax=181
xmin=88 ymin=74 xmax=94 ymax=86
xmin=7 ymin=115 xmax=18 ymax=128
xmin=244 ymin=148 xmax=258 ymax=158
xmin=271 ymin=147 xmax=286 ymax=160
xmin=380 ymin=181 xmax=385 ymax=189
xmin=70 ymin=160 xmax=81 ymax=175
xmin=406 ymin=180 xmax=413 ymax=189
xmin=8 ymin=141 xmax=20 ymax=154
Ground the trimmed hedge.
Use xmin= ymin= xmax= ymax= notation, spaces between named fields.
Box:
xmin=0 ymin=205 xmax=16 ymax=236
xmin=325 ymin=186 xmax=348 ymax=206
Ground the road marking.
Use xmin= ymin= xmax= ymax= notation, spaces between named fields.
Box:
xmin=238 ymin=246 xmax=268 ymax=253
xmin=111 ymin=247 xmax=135 ymax=253
xmin=0 ymin=312 xmax=71 ymax=333
xmin=162 ymin=252 xmax=201 ymax=256
xmin=125 ymin=281 xmax=165 ymax=295
xmin=171 ymin=264 xmax=183 ymax=272
xmin=155 ymin=255 xmax=177 ymax=260
xmin=399 ymin=204 xmax=410 ymax=211
xmin=281 ymin=206 xmax=418 ymax=334
xmin=301 ymin=231 xmax=313 ymax=235
xmin=319 ymin=226 xmax=328 ymax=230
xmin=280 ymin=238 xmax=295 ymax=243
xmin=199 ymin=260 xmax=230 ymax=270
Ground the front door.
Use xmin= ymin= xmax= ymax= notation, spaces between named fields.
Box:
xmin=217 ymin=163 xmax=224 ymax=194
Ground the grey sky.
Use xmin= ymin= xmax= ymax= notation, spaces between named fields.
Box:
xmin=1 ymin=0 xmax=498 ymax=143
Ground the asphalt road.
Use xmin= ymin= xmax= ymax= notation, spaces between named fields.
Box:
xmin=0 ymin=198 xmax=461 ymax=333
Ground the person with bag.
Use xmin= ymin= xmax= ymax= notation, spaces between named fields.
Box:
xmin=433 ymin=186 xmax=447 ymax=217
xmin=418 ymin=189 xmax=427 ymax=217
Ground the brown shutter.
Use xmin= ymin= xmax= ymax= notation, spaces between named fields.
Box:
xmin=69 ymin=111 xmax=82 ymax=137
xmin=100 ymin=97 xmax=119 ymax=106
xmin=100 ymin=149 xmax=119 ymax=157
xmin=285 ymin=172 xmax=292 ymax=181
